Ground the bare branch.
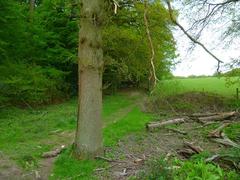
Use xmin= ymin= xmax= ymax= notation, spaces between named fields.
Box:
xmin=166 ymin=0 xmax=224 ymax=72
xmin=206 ymin=0 xmax=239 ymax=6
xmin=144 ymin=0 xmax=159 ymax=89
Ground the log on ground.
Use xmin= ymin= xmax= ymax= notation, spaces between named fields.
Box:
xmin=198 ymin=112 xmax=237 ymax=122
xmin=146 ymin=118 xmax=185 ymax=131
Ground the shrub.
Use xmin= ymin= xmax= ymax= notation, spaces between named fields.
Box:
xmin=0 ymin=62 xmax=68 ymax=106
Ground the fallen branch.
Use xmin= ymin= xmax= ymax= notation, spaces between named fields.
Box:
xmin=177 ymin=148 xmax=196 ymax=159
xmin=208 ymin=123 xmax=230 ymax=138
xmin=184 ymin=141 xmax=203 ymax=154
xmin=166 ymin=127 xmax=187 ymax=135
xmin=190 ymin=112 xmax=219 ymax=117
xmin=205 ymin=154 xmax=240 ymax=170
xmin=205 ymin=154 xmax=220 ymax=162
xmin=211 ymin=133 xmax=240 ymax=149
xmin=95 ymin=156 xmax=127 ymax=163
xmin=146 ymin=118 xmax=185 ymax=131
xmin=198 ymin=111 xmax=236 ymax=122
xmin=42 ymin=145 xmax=65 ymax=158
xmin=190 ymin=121 xmax=218 ymax=130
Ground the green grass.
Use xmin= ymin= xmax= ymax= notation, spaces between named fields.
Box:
xmin=155 ymin=77 xmax=240 ymax=98
xmin=102 ymin=94 xmax=132 ymax=117
xmin=0 ymin=92 xmax=152 ymax=179
xmin=51 ymin=148 xmax=107 ymax=180
xmin=0 ymin=99 xmax=77 ymax=169
xmin=52 ymin=107 xmax=153 ymax=179
xmin=0 ymin=94 xmax=132 ymax=170
xmin=103 ymin=107 xmax=152 ymax=146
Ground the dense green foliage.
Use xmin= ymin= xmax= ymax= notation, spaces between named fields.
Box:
xmin=0 ymin=0 xmax=176 ymax=106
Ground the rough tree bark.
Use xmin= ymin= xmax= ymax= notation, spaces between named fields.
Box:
xmin=74 ymin=0 xmax=105 ymax=159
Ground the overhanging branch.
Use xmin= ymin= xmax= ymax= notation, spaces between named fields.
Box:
xmin=166 ymin=0 xmax=224 ymax=72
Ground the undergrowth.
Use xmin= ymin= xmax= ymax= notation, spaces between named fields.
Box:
xmin=135 ymin=155 xmax=240 ymax=180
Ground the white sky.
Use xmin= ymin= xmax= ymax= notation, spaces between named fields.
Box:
xmin=171 ymin=3 xmax=240 ymax=77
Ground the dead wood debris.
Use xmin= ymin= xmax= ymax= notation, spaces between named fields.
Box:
xmin=147 ymin=111 xmax=239 ymax=132
xmin=95 ymin=156 xmax=127 ymax=163
xmin=166 ymin=127 xmax=187 ymax=135
xmin=178 ymin=142 xmax=203 ymax=159
xmin=211 ymin=132 xmax=240 ymax=149
xmin=184 ymin=141 xmax=203 ymax=154
xmin=207 ymin=123 xmax=240 ymax=149
xmin=177 ymin=148 xmax=196 ymax=159
xmin=146 ymin=118 xmax=186 ymax=131
xmin=205 ymin=154 xmax=240 ymax=171
xmin=190 ymin=112 xmax=219 ymax=117
xmin=197 ymin=111 xmax=237 ymax=123
xmin=208 ymin=123 xmax=230 ymax=138
xmin=42 ymin=145 xmax=65 ymax=158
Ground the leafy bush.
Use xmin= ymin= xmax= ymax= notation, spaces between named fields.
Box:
xmin=0 ymin=62 xmax=68 ymax=106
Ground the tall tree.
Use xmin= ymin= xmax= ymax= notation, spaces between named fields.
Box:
xmin=74 ymin=0 xmax=105 ymax=158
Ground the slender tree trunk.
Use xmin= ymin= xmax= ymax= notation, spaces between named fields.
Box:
xmin=29 ymin=0 xmax=35 ymax=21
xmin=143 ymin=0 xmax=158 ymax=90
xmin=74 ymin=0 xmax=105 ymax=159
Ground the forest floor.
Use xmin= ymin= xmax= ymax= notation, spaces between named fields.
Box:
xmin=0 ymin=89 xmax=240 ymax=179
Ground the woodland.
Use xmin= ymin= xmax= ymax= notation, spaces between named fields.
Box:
xmin=0 ymin=0 xmax=240 ymax=179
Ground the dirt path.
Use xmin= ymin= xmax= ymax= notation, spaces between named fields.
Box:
xmin=0 ymin=153 xmax=22 ymax=180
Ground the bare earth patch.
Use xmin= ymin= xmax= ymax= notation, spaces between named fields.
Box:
xmin=0 ymin=153 xmax=22 ymax=179
xmin=96 ymin=120 xmax=228 ymax=180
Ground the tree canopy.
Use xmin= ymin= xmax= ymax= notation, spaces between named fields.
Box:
xmin=0 ymin=0 xmax=177 ymax=106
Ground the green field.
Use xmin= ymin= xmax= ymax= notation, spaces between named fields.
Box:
xmin=155 ymin=77 xmax=240 ymax=98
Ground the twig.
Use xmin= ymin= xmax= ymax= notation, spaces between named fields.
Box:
xmin=95 ymin=156 xmax=127 ymax=163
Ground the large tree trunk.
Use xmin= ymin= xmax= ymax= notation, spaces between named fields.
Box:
xmin=74 ymin=0 xmax=105 ymax=159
